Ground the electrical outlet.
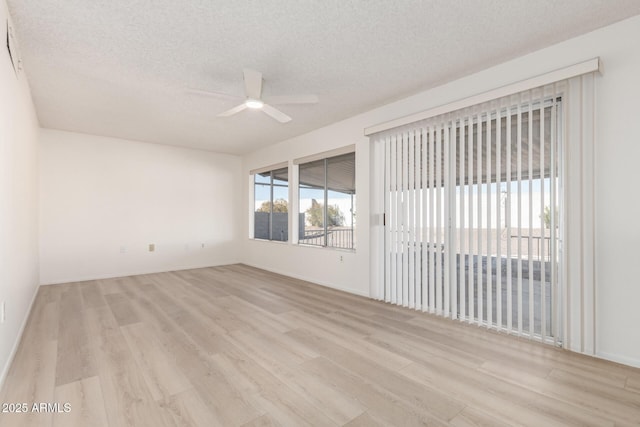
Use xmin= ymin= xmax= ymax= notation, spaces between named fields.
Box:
xmin=149 ymin=243 xmax=155 ymax=252
xmin=339 ymin=255 xmax=344 ymax=263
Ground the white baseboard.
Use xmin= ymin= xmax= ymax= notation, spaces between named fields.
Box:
xmin=0 ymin=283 xmax=40 ymax=390
xmin=41 ymin=261 xmax=370 ymax=299
xmin=596 ymin=351 xmax=640 ymax=369
xmin=241 ymin=262 xmax=370 ymax=298
xmin=39 ymin=260 xmax=239 ymax=285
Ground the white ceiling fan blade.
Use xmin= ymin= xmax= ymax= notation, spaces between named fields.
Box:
xmin=262 ymin=104 xmax=291 ymax=123
xmin=263 ymin=94 xmax=319 ymax=105
xmin=243 ymin=68 xmax=263 ymax=100
xmin=187 ymin=88 xmax=242 ymax=101
xmin=217 ymin=103 xmax=248 ymax=117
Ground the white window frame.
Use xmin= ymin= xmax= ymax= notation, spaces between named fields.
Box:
xmin=249 ymin=162 xmax=289 ymax=242
xmin=295 ymin=148 xmax=356 ymax=250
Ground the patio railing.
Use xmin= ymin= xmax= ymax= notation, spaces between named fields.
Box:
xmin=299 ymin=227 xmax=355 ymax=249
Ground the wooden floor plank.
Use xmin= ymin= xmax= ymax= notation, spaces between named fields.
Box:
xmin=52 ymin=376 xmax=108 ymax=427
xmin=212 ymin=295 xmax=294 ymax=334
xmin=241 ymin=413 xmax=281 ymax=427
xmin=104 ymin=293 xmax=141 ymax=326
xmin=158 ymin=388 xmax=226 ymax=427
xmin=84 ymin=306 xmax=136 ymax=377
xmin=302 ymin=356 xmax=449 ymax=427
xmin=400 ymin=361 xmax=580 ymax=427
xmin=55 ymin=287 xmax=97 ymax=386
xmin=448 ymin=406 xmax=514 ymax=427
xmin=0 ymin=340 xmax=57 ymax=427
xmin=97 ymin=278 xmax=127 ymax=295
xmin=214 ymin=343 xmax=364 ymax=425
xmin=342 ymin=412 xmax=384 ymax=427
xmin=286 ymin=328 xmax=465 ymax=422
xmin=126 ymin=293 xmax=220 ymax=381
xmin=100 ymin=363 xmax=175 ymax=427
xmin=1 ymin=264 xmax=639 ymax=427
xmin=169 ymin=270 xmax=230 ymax=299
xmin=627 ymin=375 xmax=640 ymax=394
xmin=190 ymin=367 xmax=263 ymax=426
xmin=180 ymin=293 xmax=249 ymax=335
xmin=206 ymin=349 xmax=340 ymax=426
xmin=278 ymin=311 xmax=413 ymax=371
xmin=79 ymin=281 xmax=107 ymax=309
xmin=120 ymin=322 xmax=193 ymax=401
xmin=480 ymin=361 xmax=640 ymax=425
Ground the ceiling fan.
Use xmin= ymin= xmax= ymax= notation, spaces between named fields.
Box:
xmin=189 ymin=69 xmax=318 ymax=123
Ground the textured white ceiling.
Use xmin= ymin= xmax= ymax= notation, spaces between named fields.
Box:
xmin=7 ymin=0 xmax=640 ymax=154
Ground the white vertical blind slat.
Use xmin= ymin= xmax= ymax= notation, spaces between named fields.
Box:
xmin=413 ymin=129 xmax=422 ymax=310
xmin=564 ymin=81 xmax=574 ymax=350
xmin=392 ymin=136 xmax=399 ymax=304
xmin=435 ymin=124 xmax=443 ymax=314
xmin=496 ymin=103 xmax=502 ymax=330
xmin=550 ymin=89 xmax=558 ymax=344
xmin=398 ymin=135 xmax=404 ymax=305
xmin=517 ymin=95 xmax=524 ymax=335
xmin=449 ymin=115 xmax=457 ymax=319
xmin=477 ymin=113 xmax=483 ymax=325
xmin=506 ymin=102 xmax=513 ymax=332
xmin=408 ymin=131 xmax=416 ymax=308
xmin=528 ymin=93 xmax=535 ymax=337
xmin=468 ymin=115 xmax=475 ymax=321
xmin=384 ymin=137 xmax=391 ymax=302
xmin=486 ymin=106 xmax=493 ymax=328
xmin=421 ymin=128 xmax=428 ymax=311
xmin=583 ymin=74 xmax=596 ymax=355
xmin=540 ymin=91 xmax=547 ymax=341
xmin=459 ymin=117 xmax=466 ymax=321
xmin=402 ymin=133 xmax=409 ymax=306
xmin=444 ymin=121 xmax=451 ymax=317
xmin=429 ymin=125 xmax=436 ymax=312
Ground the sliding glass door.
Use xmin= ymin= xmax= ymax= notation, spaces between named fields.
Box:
xmin=382 ymin=89 xmax=562 ymax=343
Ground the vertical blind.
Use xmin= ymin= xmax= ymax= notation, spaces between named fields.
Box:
xmin=378 ymin=86 xmax=561 ymax=342
xmin=369 ymin=63 xmax=597 ymax=352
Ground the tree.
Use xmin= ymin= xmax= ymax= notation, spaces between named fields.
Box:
xmin=256 ymin=198 xmax=288 ymax=213
xmin=541 ymin=205 xmax=558 ymax=229
xmin=305 ymin=199 xmax=344 ymax=227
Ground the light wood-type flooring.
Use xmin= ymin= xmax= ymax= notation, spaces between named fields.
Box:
xmin=1 ymin=264 xmax=640 ymax=426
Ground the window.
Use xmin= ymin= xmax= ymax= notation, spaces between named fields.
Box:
xmin=298 ymin=152 xmax=356 ymax=249
xmin=253 ymin=167 xmax=288 ymax=241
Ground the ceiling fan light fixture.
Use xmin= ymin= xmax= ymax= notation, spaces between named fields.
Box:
xmin=203 ymin=69 xmax=316 ymax=122
xmin=245 ymin=99 xmax=264 ymax=109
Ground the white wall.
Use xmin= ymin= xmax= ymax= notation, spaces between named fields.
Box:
xmin=39 ymin=130 xmax=242 ymax=284
xmin=242 ymin=15 xmax=640 ymax=367
xmin=0 ymin=2 xmax=40 ymax=386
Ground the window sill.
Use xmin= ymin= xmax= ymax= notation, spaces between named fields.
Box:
xmin=249 ymin=238 xmax=289 ymax=245
xmin=296 ymin=243 xmax=356 ymax=253
xmin=248 ymin=238 xmax=356 ymax=253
